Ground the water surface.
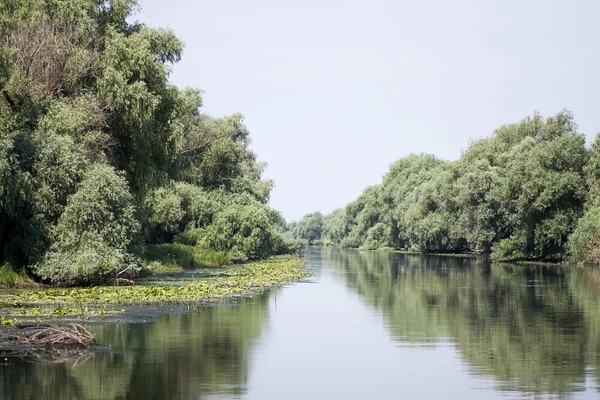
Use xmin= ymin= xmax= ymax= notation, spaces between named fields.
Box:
xmin=2 ymin=247 xmax=600 ymax=399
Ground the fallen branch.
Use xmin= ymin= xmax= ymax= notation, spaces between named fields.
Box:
xmin=9 ymin=324 xmax=95 ymax=347
xmin=0 ymin=323 xmax=97 ymax=363
xmin=112 ymin=277 xmax=135 ymax=286
xmin=0 ymin=345 xmax=95 ymax=364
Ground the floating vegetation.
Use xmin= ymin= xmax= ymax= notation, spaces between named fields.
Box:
xmin=0 ymin=257 xmax=308 ymax=324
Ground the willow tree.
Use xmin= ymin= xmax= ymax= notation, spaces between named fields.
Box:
xmin=0 ymin=0 xmax=291 ymax=283
xmin=459 ymin=111 xmax=587 ymax=260
xmin=568 ymin=133 xmax=600 ymax=265
xmin=313 ymin=110 xmax=588 ymax=262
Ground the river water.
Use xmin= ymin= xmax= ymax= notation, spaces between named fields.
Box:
xmin=2 ymin=246 xmax=600 ymax=399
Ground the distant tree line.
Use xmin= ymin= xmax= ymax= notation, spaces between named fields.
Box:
xmin=289 ymin=111 xmax=600 ymax=265
xmin=0 ymin=0 xmax=295 ymax=284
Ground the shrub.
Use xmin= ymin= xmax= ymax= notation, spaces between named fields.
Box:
xmin=361 ymin=223 xmax=389 ymax=250
xmin=567 ymin=205 xmax=600 ymax=266
xmin=36 ymin=240 xmax=138 ymax=285
xmin=199 ymin=201 xmax=276 ymax=262
xmin=0 ymin=263 xmax=30 ymax=287
xmin=491 ymin=235 xmax=528 ymax=262
xmin=33 ymin=163 xmax=140 ymax=284
xmin=144 ymin=188 xmax=185 ymax=242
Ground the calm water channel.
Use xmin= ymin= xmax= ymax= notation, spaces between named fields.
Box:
xmin=3 ymin=246 xmax=600 ymax=399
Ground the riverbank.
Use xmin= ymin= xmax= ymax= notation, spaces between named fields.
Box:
xmin=313 ymin=244 xmax=479 ymax=259
xmin=0 ymin=256 xmax=308 ymax=326
xmin=384 ymin=248 xmax=565 ymax=266
xmin=315 ymin=245 xmax=569 ymax=267
xmin=309 ymin=243 xmax=586 ymax=268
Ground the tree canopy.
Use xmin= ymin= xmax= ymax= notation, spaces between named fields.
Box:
xmin=298 ymin=110 xmax=599 ymax=265
xmin=0 ymin=0 xmax=294 ymax=283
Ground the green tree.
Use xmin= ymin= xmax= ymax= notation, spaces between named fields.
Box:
xmin=33 ymin=163 xmax=140 ymax=284
xmin=322 ymin=208 xmax=347 ymax=244
xmin=321 ymin=111 xmax=588 ymax=262
xmin=294 ymin=212 xmax=325 ymax=244
xmin=0 ymin=0 xmax=294 ymax=283
xmin=460 ymin=111 xmax=587 ymax=260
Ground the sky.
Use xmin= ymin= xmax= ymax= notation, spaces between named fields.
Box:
xmin=136 ymin=0 xmax=600 ymax=222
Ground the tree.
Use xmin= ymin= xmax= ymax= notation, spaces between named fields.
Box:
xmin=317 ymin=111 xmax=588 ymax=262
xmin=0 ymin=0 xmax=295 ymax=283
xmin=294 ymin=212 xmax=324 ymax=244
xmin=568 ymin=134 xmax=600 ymax=265
xmin=322 ymin=208 xmax=346 ymax=244
xmin=33 ymin=163 xmax=140 ymax=284
xmin=459 ymin=110 xmax=587 ymax=260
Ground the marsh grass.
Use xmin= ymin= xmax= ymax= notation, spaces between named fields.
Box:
xmin=0 ymin=264 xmax=35 ymax=288
xmin=143 ymin=244 xmax=231 ymax=269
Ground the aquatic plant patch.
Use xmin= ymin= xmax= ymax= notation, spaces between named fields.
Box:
xmin=0 ymin=258 xmax=308 ymax=324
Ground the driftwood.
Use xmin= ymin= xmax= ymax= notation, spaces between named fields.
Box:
xmin=113 ymin=277 xmax=135 ymax=286
xmin=0 ymin=324 xmax=96 ymax=364
xmin=6 ymin=324 xmax=95 ymax=347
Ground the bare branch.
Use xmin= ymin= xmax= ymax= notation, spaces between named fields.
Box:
xmin=6 ymin=18 xmax=100 ymax=97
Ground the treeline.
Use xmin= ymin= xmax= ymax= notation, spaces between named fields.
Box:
xmin=0 ymin=0 xmax=295 ymax=284
xmin=290 ymin=111 xmax=600 ymax=264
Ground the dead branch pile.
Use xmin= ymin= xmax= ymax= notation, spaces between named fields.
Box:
xmin=0 ymin=324 xmax=96 ymax=363
xmin=8 ymin=324 xmax=96 ymax=348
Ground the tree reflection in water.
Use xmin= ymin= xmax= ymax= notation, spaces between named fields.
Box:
xmin=3 ymin=248 xmax=600 ymax=398
xmin=0 ymin=294 xmax=271 ymax=400
xmin=325 ymin=247 xmax=600 ymax=395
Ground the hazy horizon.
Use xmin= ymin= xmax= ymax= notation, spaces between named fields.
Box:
xmin=136 ymin=0 xmax=600 ymax=221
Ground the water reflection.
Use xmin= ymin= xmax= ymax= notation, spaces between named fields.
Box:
xmin=324 ymin=247 xmax=600 ymax=395
xmin=2 ymin=249 xmax=600 ymax=399
xmin=0 ymin=294 xmax=271 ymax=400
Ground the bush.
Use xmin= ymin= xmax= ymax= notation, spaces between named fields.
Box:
xmin=340 ymin=229 xmax=363 ymax=249
xmin=144 ymin=183 xmax=220 ymax=243
xmin=491 ymin=235 xmax=528 ymax=262
xmin=35 ymin=240 xmax=138 ymax=285
xmin=144 ymin=188 xmax=185 ymax=242
xmin=0 ymin=263 xmax=30 ymax=287
xmin=199 ymin=201 xmax=278 ymax=262
xmin=361 ymin=223 xmax=389 ymax=250
xmin=145 ymin=184 xmax=294 ymax=263
xmin=567 ymin=205 xmax=600 ymax=266
xmin=0 ymin=133 xmax=88 ymax=267
xmin=33 ymin=163 xmax=140 ymax=284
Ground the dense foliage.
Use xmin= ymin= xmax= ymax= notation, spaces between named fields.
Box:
xmin=287 ymin=212 xmax=324 ymax=244
xmin=293 ymin=111 xmax=600 ymax=264
xmin=0 ymin=0 xmax=293 ymax=283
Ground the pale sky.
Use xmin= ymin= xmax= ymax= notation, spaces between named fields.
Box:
xmin=136 ymin=0 xmax=600 ymax=222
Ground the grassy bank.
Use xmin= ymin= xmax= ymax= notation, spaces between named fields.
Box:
xmin=0 ymin=257 xmax=308 ymax=325
xmin=142 ymin=243 xmax=231 ymax=271
xmin=0 ymin=264 xmax=37 ymax=288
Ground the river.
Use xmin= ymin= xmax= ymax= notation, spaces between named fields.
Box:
xmin=2 ymin=246 xmax=600 ymax=399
